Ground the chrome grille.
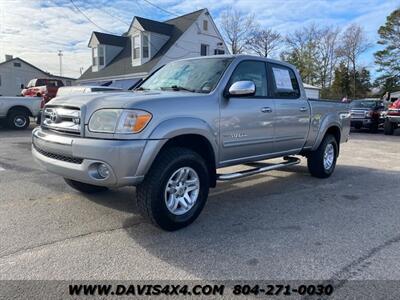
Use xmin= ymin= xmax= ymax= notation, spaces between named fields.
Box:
xmin=33 ymin=143 xmax=83 ymax=164
xmin=42 ymin=106 xmax=81 ymax=135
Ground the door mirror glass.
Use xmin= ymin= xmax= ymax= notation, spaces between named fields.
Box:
xmin=228 ymin=81 xmax=256 ymax=96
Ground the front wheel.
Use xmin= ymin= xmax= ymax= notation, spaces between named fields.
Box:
xmin=384 ymin=119 xmax=395 ymax=135
xmin=307 ymin=134 xmax=338 ymax=178
xmin=7 ymin=110 xmax=30 ymax=129
xmin=136 ymin=147 xmax=210 ymax=231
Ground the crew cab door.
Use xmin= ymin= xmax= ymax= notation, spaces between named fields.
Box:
xmin=219 ymin=60 xmax=275 ymax=164
xmin=268 ymin=63 xmax=310 ymax=153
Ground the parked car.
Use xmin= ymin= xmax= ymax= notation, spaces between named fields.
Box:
xmin=32 ymin=55 xmax=350 ymax=230
xmin=21 ymin=78 xmax=64 ymax=102
xmin=0 ymin=96 xmax=43 ymax=129
xmin=349 ymin=99 xmax=385 ymax=132
xmin=384 ymin=99 xmax=400 ymax=135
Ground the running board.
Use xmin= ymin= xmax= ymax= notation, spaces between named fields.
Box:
xmin=217 ymin=156 xmax=300 ymax=181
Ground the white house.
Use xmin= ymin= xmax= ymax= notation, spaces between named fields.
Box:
xmin=78 ymin=8 xmax=229 ymax=87
xmin=0 ymin=55 xmax=75 ymax=96
xmin=303 ymin=83 xmax=321 ymax=99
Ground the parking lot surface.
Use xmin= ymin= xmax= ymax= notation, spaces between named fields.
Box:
xmin=0 ymin=125 xmax=399 ymax=280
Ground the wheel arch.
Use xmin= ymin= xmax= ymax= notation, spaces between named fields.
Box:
xmin=312 ymin=124 xmax=341 ymax=154
xmin=7 ymin=105 xmax=33 ymax=117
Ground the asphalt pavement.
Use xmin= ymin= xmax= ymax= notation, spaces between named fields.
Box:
xmin=0 ymin=124 xmax=399 ymax=280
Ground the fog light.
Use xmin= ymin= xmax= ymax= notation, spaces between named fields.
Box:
xmin=97 ymin=163 xmax=110 ymax=179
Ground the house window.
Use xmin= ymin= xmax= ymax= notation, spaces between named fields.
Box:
xmin=13 ymin=62 xmax=21 ymax=67
xmin=142 ymin=34 xmax=149 ymax=58
xmin=203 ymin=20 xmax=208 ymax=31
xmin=214 ymin=49 xmax=225 ymax=55
xmin=98 ymin=46 xmax=105 ymax=66
xmin=133 ymin=35 xmax=140 ymax=59
xmin=92 ymin=47 xmax=98 ymax=66
xmin=200 ymin=44 xmax=209 ymax=56
xmin=92 ymin=46 xmax=105 ymax=66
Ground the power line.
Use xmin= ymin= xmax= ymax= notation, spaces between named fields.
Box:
xmin=69 ymin=0 xmax=119 ymax=34
xmin=140 ymin=0 xmax=180 ymax=17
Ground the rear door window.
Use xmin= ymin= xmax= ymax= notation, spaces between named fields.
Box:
xmin=269 ymin=63 xmax=300 ymax=99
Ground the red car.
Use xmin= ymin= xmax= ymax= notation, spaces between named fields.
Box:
xmin=384 ymin=99 xmax=400 ymax=135
xmin=21 ymin=78 xmax=64 ymax=102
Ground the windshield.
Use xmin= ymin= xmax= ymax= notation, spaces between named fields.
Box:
xmin=350 ymin=100 xmax=379 ymax=109
xmin=139 ymin=57 xmax=233 ymax=93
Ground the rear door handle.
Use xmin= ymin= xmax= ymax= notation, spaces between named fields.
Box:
xmin=300 ymin=107 xmax=308 ymax=112
xmin=261 ymin=107 xmax=272 ymax=113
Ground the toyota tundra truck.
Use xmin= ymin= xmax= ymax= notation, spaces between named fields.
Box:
xmin=32 ymin=55 xmax=350 ymax=230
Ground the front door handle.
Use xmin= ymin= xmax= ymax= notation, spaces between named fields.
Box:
xmin=261 ymin=107 xmax=272 ymax=113
xmin=300 ymin=107 xmax=308 ymax=112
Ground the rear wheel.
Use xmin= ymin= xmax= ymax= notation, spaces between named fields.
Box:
xmin=64 ymin=178 xmax=109 ymax=194
xmin=307 ymin=134 xmax=338 ymax=178
xmin=384 ymin=119 xmax=395 ymax=135
xmin=136 ymin=147 xmax=210 ymax=231
xmin=7 ymin=109 xmax=30 ymax=129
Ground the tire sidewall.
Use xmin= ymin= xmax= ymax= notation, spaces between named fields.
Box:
xmin=8 ymin=111 xmax=29 ymax=129
xmin=152 ymin=153 xmax=209 ymax=228
xmin=321 ymin=136 xmax=338 ymax=176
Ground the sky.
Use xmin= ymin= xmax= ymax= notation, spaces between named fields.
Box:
xmin=0 ymin=0 xmax=398 ymax=79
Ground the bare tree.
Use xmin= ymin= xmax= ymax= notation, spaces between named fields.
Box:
xmin=283 ymin=24 xmax=321 ymax=85
xmin=316 ymin=27 xmax=340 ymax=88
xmin=249 ymin=28 xmax=282 ymax=57
xmin=337 ymin=24 xmax=371 ymax=98
xmin=220 ymin=8 xmax=257 ymax=54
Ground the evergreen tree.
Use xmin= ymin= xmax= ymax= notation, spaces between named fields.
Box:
xmin=374 ymin=9 xmax=400 ymax=91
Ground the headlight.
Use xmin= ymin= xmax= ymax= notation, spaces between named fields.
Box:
xmin=88 ymin=109 xmax=152 ymax=134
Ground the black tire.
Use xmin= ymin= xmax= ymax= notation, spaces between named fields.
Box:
xmin=307 ymin=134 xmax=338 ymax=178
xmin=136 ymin=147 xmax=210 ymax=231
xmin=384 ymin=119 xmax=394 ymax=135
xmin=7 ymin=109 xmax=30 ymax=129
xmin=64 ymin=178 xmax=109 ymax=194
xmin=369 ymin=122 xmax=379 ymax=133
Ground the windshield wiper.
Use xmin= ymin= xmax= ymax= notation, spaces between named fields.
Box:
xmin=135 ymin=87 xmax=150 ymax=91
xmin=160 ymin=85 xmax=196 ymax=93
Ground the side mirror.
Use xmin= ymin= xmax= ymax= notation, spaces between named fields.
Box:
xmin=228 ymin=81 xmax=256 ymax=97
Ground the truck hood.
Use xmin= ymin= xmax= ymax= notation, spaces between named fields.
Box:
xmin=47 ymin=90 xmax=197 ymax=116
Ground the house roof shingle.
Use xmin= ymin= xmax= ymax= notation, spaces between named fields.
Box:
xmin=79 ymin=9 xmax=206 ymax=82
xmin=91 ymin=32 xmax=127 ymax=47
xmin=134 ymin=17 xmax=174 ymax=36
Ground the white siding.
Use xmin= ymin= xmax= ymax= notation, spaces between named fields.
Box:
xmin=304 ymin=88 xmax=320 ymax=99
xmin=156 ymin=11 xmax=229 ymax=68
xmin=0 ymin=59 xmax=47 ymax=96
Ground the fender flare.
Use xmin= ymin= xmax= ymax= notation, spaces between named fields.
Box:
xmin=135 ymin=117 xmax=218 ymax=177
xmin=311 ymin=115 xmax=342 ymax=151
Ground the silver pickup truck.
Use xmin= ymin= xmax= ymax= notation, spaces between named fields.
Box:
xmin=0 ymin=96 xmax=42 ymax=129
xmin=32 ymin=55 xmax=350 ymax=230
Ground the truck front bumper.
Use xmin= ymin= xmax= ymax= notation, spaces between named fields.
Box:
xmin=32 ymin=127 xmax=150 ymax=187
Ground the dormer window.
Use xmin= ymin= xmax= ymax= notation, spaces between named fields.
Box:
xmin=92 ymin=46 xmax=105 ymax=66
xmin=133 ymin=35 xmax=140 ymax=59
xmin=143 ymin=33 xmax=149 ymax=58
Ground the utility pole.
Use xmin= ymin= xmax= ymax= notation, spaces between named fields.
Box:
xmin=58 ymin=50 xmax=63 ymax=76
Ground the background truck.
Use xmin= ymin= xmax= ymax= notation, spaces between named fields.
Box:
xmin=349 ymin=98 xmax=385 ymax=132
xmin=21 ymin=78 xmax=64 ymax=102
xmin=32 ymin=55 xmax=351 ymax=230
xmin=0 ymin=96 xmax=43 ymax=129
xmin=384 ymin=99 xmax=400 ymax=135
